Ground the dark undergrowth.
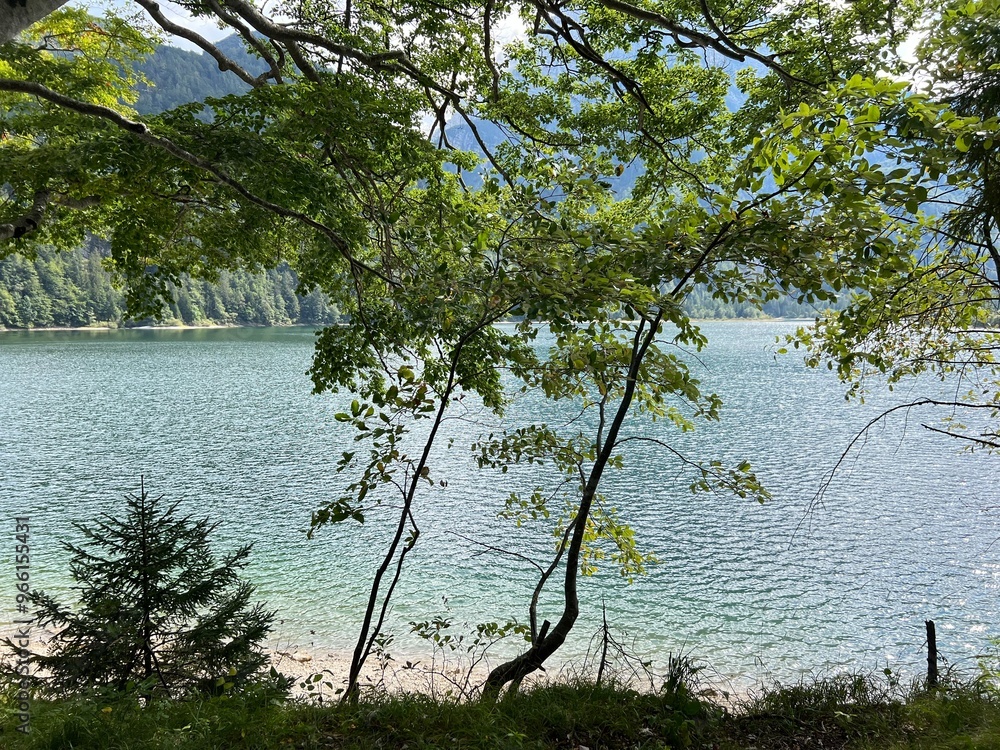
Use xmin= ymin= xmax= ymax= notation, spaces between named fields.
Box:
xmin=4 ymin=674 xmax=1000 ymax=749
xmin=714 ymin=672 xmax=1000 ymax=750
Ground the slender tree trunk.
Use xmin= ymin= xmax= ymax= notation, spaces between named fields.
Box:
xmin=343 ymin=320 xmax=495 ymax=700
xmin=483 ymin=314 xmax=662 ymax=697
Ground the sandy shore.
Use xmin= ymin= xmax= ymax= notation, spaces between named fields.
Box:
xmin=0 ymin=624 xmax=518 ymax=700
xmin=266 ymin=639 xmax=499 ymax=699
xmin=1 ymin=623 xmax=746 ymax=702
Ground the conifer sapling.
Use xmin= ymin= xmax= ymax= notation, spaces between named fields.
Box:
xmin=6 ymin=480 xmax=281 ymax=698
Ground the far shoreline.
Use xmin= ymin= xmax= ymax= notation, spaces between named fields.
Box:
xmin=0 ymin=318 xmax=818 ymax=334
xmin=0 ymin=322 xmax=315 ymax=333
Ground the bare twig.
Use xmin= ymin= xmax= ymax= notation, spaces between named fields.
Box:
xmin=814 ymin=397 xmax=1000 ymax=508
xmin=446 ymin=530 xmax=546 ymax=574
xmin=921 ymin=423 xmax=1000 ymax=450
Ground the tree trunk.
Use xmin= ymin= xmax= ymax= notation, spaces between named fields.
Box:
xmin=483 ymin=316 xmax=661 ymax=697
xmin=1 ymin=0 xmax=72 ymax=42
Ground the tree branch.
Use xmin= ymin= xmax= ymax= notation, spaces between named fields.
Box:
xmin=921 ymin=423 xmax=1000 ymax=450
xmin=485 ymin=312 xmax=665 ymax=695
xmin=203 ymin=0 xmax=286 ymax=83
xmin=0 ymin=190 xmax=48 ymax=241
xmin=590 ymin=0 xmax=816 ymax=87
xmin=483 ymin=0 xmax=501 ymax=101
xmin=446 ymin=530 xmax=545 ymax=574
xmin=0 ymin=78 xmax=395 ymax=285
xmin=814 ymin=397 xmax=1000 ymax=508
xmin=534 ymin=1 xmax=652 ymax=112
xmin=133 ymin=0 xmax=273 ymax=87
xmin=218 ymin=0 xmax=447 ymax=95
xmin=453 ymin=103 xmax=514 ymax=185
xmin=0 ymin=190 xmax=101 ymax=242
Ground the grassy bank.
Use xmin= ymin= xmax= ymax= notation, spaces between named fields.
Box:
xmin=4 ymin=674 xmax=1000 ymax=749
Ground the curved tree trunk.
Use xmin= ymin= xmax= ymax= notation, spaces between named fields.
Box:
xmin=1 ymin=0 xmax=71 ymax=42
xmin=483 ymin=314 xmax=662 ymax=698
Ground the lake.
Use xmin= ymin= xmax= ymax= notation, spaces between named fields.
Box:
xmin=2 ymin=322 xmax=1000 ymax=689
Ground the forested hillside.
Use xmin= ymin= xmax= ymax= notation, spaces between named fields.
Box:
xmin=681 ymin=286 xmax=843 ymax=320
xmin=0 ymin=241 xmax=339 ymax=328
xmin=0 ymin=238 xmax=824 ymax=328
xmin=0 ymin=40 xmax=341 ymax=330
xmin=132 ymin=35 xmax=263 ymax=114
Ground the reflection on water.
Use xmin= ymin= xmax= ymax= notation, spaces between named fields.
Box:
xmin=2 ymin=322 xmax=1000 ymax=686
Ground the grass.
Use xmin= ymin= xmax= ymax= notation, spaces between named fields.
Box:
xmin=0 ymin=679 xmax=708 ymax=749
xmin=713 ymin=672 xmax=1000 ymax=750
xmin=5 ymin=673 xmax=1000 ymax=749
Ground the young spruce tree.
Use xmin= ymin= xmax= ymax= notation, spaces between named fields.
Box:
xmin=9 ymin=480 xmax=279 ymax=699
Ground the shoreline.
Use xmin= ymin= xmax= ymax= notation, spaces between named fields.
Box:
xmin=0 ymin=318 xmax=817 ymax=334
xmin=0 ymin=623 xmax=586 ymax=699
xmin=0 ymin=622 xmax=492 ymax=697
xmin=0 ymin=623 xmax=749 ymax=701
xmin=0 ymin=323 xmax=288 ymax=333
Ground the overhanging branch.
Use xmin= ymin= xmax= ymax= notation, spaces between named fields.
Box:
xmin=814 ymin=397 xmax=1000 ymax=509
xmin=217 ymin=0 xmax=447 ymax=95
xmin=0 ymin=77 xmax=395 ymax=284
xmin=0 ymin=190 xmax=48 ymax=241
xmin=0 ymin=190 xmax=101 ymax=242
xmin=921 ymin=423 xmax=1000 ymax=450
xmin=133 ymin=0 xmax=274 ymax=88
xmin=203 ymin=0 xmax=286 ymax=83
xmin=590 ymin=0 xmax=816 ymax=88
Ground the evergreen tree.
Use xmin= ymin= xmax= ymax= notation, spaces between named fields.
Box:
xmin=7 ymin=481 xmax=281 ymax=699
xmin=0 ymin=246 xmax=340 ymax=328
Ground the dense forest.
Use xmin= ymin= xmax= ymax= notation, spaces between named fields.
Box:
xmin=131 ymin=35 xmax=262 ymax=115
xmin=0 ymin=240 xmax=834 ymax=328
xmin=681 ymin=286 xmax=841 ymax=320
xmin=0 ymin=241 xmax=340 ymax=328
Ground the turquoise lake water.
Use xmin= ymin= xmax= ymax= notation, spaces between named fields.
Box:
xmin=2 ymin=322 xmax=1000 ymax=687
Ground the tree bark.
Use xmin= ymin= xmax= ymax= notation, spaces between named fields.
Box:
xmin=0 ymin=191 xmax=48 ymax=241
xmin=1 ymin=0 xmax=71 ymax=42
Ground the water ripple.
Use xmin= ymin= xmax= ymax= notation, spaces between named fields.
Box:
xmin=2 ymin=323 xmax=1000 ymax=686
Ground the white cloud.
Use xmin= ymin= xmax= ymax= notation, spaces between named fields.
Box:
xmin=492 ymin=9 xmax=526 ymax=49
